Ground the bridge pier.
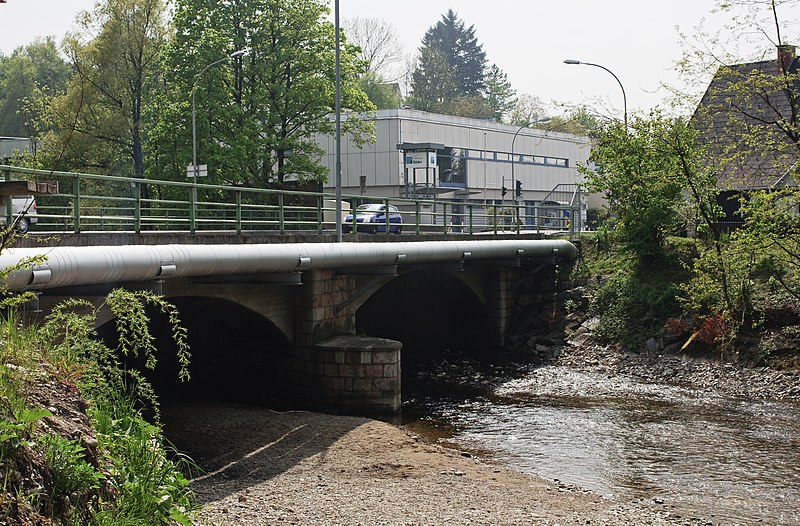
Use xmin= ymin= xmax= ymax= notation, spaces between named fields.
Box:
xmin=290 ymin=269 xmax=402 ymax=414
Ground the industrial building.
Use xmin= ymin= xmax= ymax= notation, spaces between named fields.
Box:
xmin=316 ymin=109 xmax=591 ymax=228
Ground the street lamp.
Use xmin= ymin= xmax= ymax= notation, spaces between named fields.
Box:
xmin=334 ymin=0 xmax=342 ymax=242
xmin=510 ymin=117 xmax=550 ymax=203
xmin=191 ymin=48 xmax=248 ymax=213
xmin=563 ymin=59 xmax=627 ymax=128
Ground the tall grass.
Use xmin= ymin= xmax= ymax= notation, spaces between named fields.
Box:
xmin=0 ymin=290 xmax=195 ymax=525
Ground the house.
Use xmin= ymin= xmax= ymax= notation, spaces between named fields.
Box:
xmin=692 ymin=44 xmax=800 ymax=228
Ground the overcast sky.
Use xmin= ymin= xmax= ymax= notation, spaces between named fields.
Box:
xmin=2 ymin=0 xmax=798 ymax=116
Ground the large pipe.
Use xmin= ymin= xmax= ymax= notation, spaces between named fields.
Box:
xmin=0 ymin=240 xmax=578 ymax=292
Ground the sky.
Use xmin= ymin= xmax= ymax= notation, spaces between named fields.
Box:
xmin=0 ymin=0 xmax=796 ymax=116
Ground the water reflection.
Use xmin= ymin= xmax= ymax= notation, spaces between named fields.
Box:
xmin=412 ymin=366 xmax=800 ymax=525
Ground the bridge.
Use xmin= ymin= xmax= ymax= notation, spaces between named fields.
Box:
xmin=1 ymin=166 xmax=579 ymax=415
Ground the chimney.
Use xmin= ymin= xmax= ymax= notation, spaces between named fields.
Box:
xmin=778 ymin=44 xmax=796 ymax=71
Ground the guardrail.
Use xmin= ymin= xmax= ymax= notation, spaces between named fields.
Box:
xmin=1 ymin=165 xmax=581 ymax=238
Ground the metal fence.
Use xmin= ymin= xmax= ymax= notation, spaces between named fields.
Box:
xmin=1 ymin=165 xmax=582 ymax=238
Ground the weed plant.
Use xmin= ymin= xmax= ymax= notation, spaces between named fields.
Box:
xmin=0 ymin=289 xmax=195 ymax=525
xmin=576 ymin=233 xmax=695 ymax=350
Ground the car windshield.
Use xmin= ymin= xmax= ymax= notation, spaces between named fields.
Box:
xmin=356 ymin=204 xmax=384 ymax=212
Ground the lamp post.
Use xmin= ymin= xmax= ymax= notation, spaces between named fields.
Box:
xmin=563 ymin=59 xmax=627 ymax=128
xmin=510 ymin=118 xmax=550 ymax=224
xmin=334 ymin=0 xmax=342 ymax=242
xmin=191 ymin=48 xmax=248 ymax=213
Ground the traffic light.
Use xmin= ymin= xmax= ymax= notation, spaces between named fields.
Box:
xmin=501 ymin=185 xmax=508 ymax=197
xmin=515 ymin=180 xmax=522 ymax=197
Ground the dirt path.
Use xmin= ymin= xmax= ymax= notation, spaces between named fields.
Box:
xmin=161 ymin=401 xmax=708 ymax=526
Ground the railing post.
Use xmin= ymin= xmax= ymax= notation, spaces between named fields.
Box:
xmin=72 ymin=177 xmax=81 ymax=233
xmin=415 ymin=201 xmax=420 ymax=235
xmin=133 ymin=181 xmax=141 ymax=234
xmin=468 ymin=205 xmax=473 ymax=235
xmin=235 ymin=190 xmax=242 ymax=234
xmin=384 ymin=198 xmax=390 ymax=232
xmin=189 ymin=182 xmax=196 ymax=233
xmin=492 ymin=205 xmax=498 ymax=235
xmin=278 ymin=193 xmax=285 ymax=234
xmin=317 ymin=195 xmax=323 ymax=233
xmin=2 ymin=168 xmax=11 ymax=228
xmin=443 ymin=202 xmax=449 ymax=234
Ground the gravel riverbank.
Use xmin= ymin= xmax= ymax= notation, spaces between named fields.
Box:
xmin=162 ymin=401 xmax=710 ymax=526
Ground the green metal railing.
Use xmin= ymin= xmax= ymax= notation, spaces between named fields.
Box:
xmin=1 ymin=165 xmax=581 ymax=238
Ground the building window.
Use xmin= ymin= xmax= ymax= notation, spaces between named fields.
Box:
xmin=438 ymin=147 xmax=467 ymax=186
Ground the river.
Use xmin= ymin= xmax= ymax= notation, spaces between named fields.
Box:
xmin=405 ymin=365 xmax=800 ymax=526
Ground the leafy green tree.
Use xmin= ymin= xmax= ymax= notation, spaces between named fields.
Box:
xmin=539 ymin=108 xmax=599 ymax=137
xmin=484 ymin=63 xmax=516 ymax=121
xmin=582 ymin=114 xmax=686 ymax=261
xmin=359 ymin=72 xmax=401 ymax=109
xmin=0 ymin=38 xmax=69 ymax=138
xmin=48 ymin=0 xmax=168 ymax=180
xmin=150 ymin=0 xmax=374 ymax=186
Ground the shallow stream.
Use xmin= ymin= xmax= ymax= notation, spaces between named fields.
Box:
xmin=405 ymin=365 xmax=800 ymax=525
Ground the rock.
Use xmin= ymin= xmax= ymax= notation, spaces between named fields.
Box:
xmin=645 ymin=338 xmax=661 ymax=353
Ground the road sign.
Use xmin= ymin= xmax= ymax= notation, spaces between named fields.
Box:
xmin=186 ymin=164 xmax=208 ymax=178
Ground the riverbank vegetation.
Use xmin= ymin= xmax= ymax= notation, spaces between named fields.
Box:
xmin=0 ymin=287 xmax=195 ymax=525
xmin=575 ymin=113 xmax=800 ymax=369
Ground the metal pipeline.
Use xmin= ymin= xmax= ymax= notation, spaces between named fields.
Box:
xmin=0 ymin=239 xmax=578 ymax=292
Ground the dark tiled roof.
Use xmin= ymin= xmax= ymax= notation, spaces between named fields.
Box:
xmin=692 ymin=56 xmax=800 ymax=189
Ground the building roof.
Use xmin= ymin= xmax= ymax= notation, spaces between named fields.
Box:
xmin=693 ymin=49 xmax=800 ymax=190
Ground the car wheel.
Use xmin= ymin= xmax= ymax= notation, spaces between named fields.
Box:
xmin=368 ymin=225 xmax=377 ymax=234
xmin=15 ymin=218 xmax=29 ymax=235
xmin=393 ymin=225 xmax=402 ymax=234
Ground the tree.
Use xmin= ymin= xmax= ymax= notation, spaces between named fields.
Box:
xmin=359 ymin=72 xmax=401 ymax=109
xmin=0 ymin=38 xmax=69 ymax=138
xmin=484 ymin=63 xmax=516 ymax=121
xmin=344 ymin=17 xmax=404 ymax=80
xmin=344 ymin=17 xmax=404 ymax=109
xmin=507 ymin=94 xmax=547 ymax=126
xmin=581 ymin=114 xmax=686 ymax=261
xmin=421 ymin=9 xmax=486 ymax=96
xmin=409 ymin=9 xmax=487 ymax=114
xmin=679 ymin=0 xmax=800 ymax=314
xmin=407 ymin=46 xmax=457 ymax=112
xmin=50 ymin=0 xmax=168 ymax=179
xmin=544 ymin=107 xmax=602 ymax=137
xmin=150 ymin=0 xmax=374 ymax=187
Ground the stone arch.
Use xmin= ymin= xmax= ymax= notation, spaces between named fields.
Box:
xmin=97 ymin=296 xmax=293 ymax=406
xmin=355 ymin=271 xmax=492 ymax=360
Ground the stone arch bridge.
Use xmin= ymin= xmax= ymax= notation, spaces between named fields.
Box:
xmin=1 ymin=240 xmax=576 ymax=414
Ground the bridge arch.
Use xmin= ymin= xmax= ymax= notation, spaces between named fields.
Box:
xmin=97 ymin=296 xmax=293 ymax=405
xmin=355 ymin=270 xmax=492 ymax=361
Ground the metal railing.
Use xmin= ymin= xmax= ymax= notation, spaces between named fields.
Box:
xmin=1 ymin=165 xmax=582 ymax=238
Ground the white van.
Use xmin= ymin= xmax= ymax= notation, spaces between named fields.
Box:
xmin=0 ymin=195 xmax=38 ymax=234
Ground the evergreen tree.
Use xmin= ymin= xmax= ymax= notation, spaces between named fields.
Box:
xmin=408 ymin=46 xmax=457 ymax=112
xmin=484 ymin=63 xmax=516 ymax=121
xmin=409 ymin=9 xmax=487 ymax=113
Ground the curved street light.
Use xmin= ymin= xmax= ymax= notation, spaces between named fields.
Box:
xmin=510 ymin=118 xmax=550 ymax=230
xmin=563 ymin=59 xmax=627 ymax=128
xmin=191 ymin=48 xmax=248 ymax=217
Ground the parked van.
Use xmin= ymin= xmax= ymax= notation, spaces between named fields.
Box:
xmin=0 ymin=195 xmax=38 ymax=234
